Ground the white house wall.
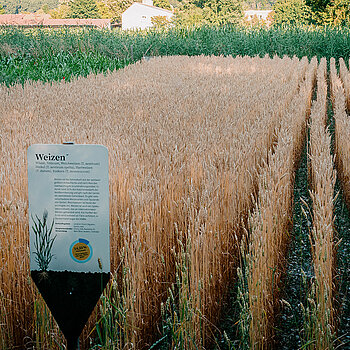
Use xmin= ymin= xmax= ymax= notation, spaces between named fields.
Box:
xmin=122 ymin=3 xmax=173 ymax=30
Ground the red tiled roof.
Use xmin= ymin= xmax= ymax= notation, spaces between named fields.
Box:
xmin=0 ymin=14 xmax=111 ymax=28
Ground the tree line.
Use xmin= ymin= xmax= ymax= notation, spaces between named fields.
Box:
xmin=0 ymin=0 xmax=348 ymax=26
xmin=274 ymin=0 xmax=349 ymax=26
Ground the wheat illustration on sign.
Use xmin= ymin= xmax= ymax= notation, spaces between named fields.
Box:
xmin=32 ymin=210 xmax=56 ymax=271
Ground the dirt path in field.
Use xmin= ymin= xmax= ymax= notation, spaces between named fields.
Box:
xmin=214 ymin=123 xmax=314 ymax=350
xmin=214 ymin=97 xmax=314 ymax=350
xmin=274 ymin=128 xmax=313 ymax=349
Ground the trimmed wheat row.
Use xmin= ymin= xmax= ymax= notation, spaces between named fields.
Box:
xmin=307 ymin=57 xmax=336 ymax=349
xmin=1 ymin=55 xmax=309 ymax=349
xmin=247 ymin=57 xmax=317 ymax=349
xmin=330 ymin=58 xmax=350 ymax=209
xmin=339 ymin=58 xmax=350 ymax=112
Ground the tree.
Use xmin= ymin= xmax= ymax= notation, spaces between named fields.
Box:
xmin=324 ymin=0 xmax=350 ymax=26
xmin=175 ymin=2 xmax=207 ymax=26
xmin=305 ymin=0 xmax=330 ymax=24
xmin=2 ymin=0 xmax=59 ymax=14
xmin=273 ymin=0 xmax=311 ymax=25
xmin=2 ymin=0 xmax=25 ymax=13
xmin=151 ymin=14 xmax=172 ymax=27
xmin=244 ymin=0 xmax=276 ymax=9
xmin=175 ymin=0 xmax=243 ymax=26
xmin=154 ymin=0 xmax=172 ymax=9
xmin=0 ymin=4 xmax=5 ymax=14
xmin=69 ymin=0 xmax=100 ymax=18
xmin=204 ymin=0 xmax=243 ymax=25
xmin=306 ymin=0 xmax=329 ymax=14
xmin=96 ymin=1 xmax=114 ymax=18
xmin=95 ymin=0 xmax=133 ymax=22
xmin=42 ymin=4 xmax=49 ymax=12
xmin=50 ymin=3 xmax=71 ymax=17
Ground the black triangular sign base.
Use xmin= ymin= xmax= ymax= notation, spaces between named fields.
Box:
xmin=31 ymin=270 xmax=110 ymax=349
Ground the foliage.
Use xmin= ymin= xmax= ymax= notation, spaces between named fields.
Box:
xmin=207 ymin=0 xmax=244 ymax=25
xmin=95 ymin=0 xmax=133 ymax=22
xmin=0 ymin=4 xmax=5 ymax=14
xmin=51 ymin=0 xmax=123 ymax=21
xmin=272 ymin=0 xmax=349 ymax=26
xmin=304 ymin=0 xmax=349 ymax=26
xmin=49 ymin=3 xmax=70 ymax=17
xmin=175 ymin=3 xmax=208 ymax=26
xmin=151 ymin=15 xmax=173 ymax=28
xmin=273 ymin=0 xmax=311 ymax=25
xmin=68 ymin=0 xmax=100 ymax=18
xmin=175 ymin=0 xmax=244 ymax=26
xmin=243 ymin=0 xmax=276 ymax=9
xmin=96 ymin=1 xmax=114 ymax=18
xmin=154 ymin=0 xmax=172 ymax=10
xmin=324 ymin=0 xmax=350 ymax=26
xmin=0 ymin=49 xmax=127 ymax=86
xmin=306 ymin=0 xmax=329 ymax=24
xmin=1 ymin=0 xmax=59 ymax=14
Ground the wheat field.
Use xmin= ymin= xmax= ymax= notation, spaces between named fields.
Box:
xmin=0 ymin=55 xmax=349 ymax=349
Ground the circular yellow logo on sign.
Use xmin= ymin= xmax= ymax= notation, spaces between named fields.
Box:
xmin=70 ymin=239 xmax=93 ymax=263
xmin=72 ymin=243 xmax=90 ymax=261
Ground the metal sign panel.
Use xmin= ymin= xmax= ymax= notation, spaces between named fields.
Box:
xmin=28 ymin=144 xmax=110 ymax=273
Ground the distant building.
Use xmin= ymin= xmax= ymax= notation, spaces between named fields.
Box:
xmin=122 ymin=0 xmax=173 ymax=31
xmin=0 ymin=14 xmax=111 ymax=29
xmin=244 ymin=10 xmax=273 ymax=24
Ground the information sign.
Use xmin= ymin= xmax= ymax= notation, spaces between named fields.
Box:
xmin=27 ymin=144 xmax=110 ymax=350
xmin=28 ymin=144 xmax=109 ymax=273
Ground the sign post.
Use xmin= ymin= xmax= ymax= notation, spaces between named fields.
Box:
xmin=27 ymin=144 xmax=110 ymax=349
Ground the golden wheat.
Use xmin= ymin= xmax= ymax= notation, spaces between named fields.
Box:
xmin=1 ymin=55 xmax=313 ymax=349
xmin=330 ymin=58 xmax=350 ymax=210
xmin=308 ymin=57 xmax=336 ymax=349
xmin=339 ymin=58 xmax=350 ymax=112
xmin=247 ymin=57 xmax=317 ymax=349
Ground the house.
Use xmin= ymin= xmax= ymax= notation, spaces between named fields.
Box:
xmin=244 ymin=10 xmax=273 ymax=24
xmin=0 ymin=14 xmax=112 ymax=29
xmin=122 ymin=0 xmax=173 ymax=31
